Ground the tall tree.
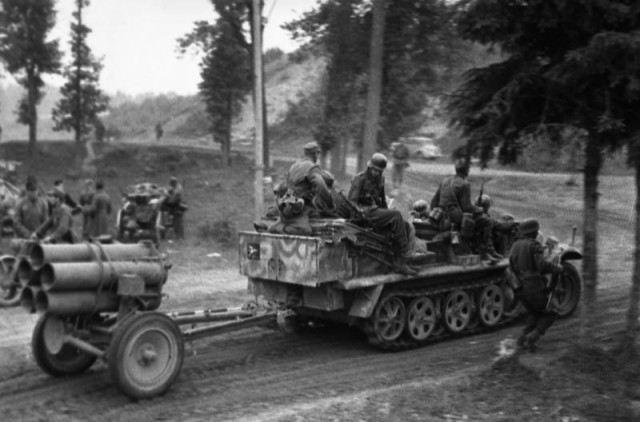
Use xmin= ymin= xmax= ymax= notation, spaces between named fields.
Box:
xmin=179 ymin=0 xmax=268 ymax=168
xmin=284 ymin=0 xmax=469 ymax=175
xmin=449 ymin=0 xmax=640 ymax=351
xmin=52 ymin=0 xmax=109 ymax=159
xmin=0 ymin=0 xmax=61 ymax=157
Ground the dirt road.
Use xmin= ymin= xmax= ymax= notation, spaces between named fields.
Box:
xmin=0 ymin=164 xmax=634 ymax=421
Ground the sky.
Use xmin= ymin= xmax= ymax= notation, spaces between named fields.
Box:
xmin=41 ymin=0 xmax=318 ymax=96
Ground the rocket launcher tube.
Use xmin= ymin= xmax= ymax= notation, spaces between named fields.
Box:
xmin=29 ymin=242 xmax=157 ymax=269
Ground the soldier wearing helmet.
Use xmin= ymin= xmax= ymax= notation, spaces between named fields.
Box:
xmin=509 ymin=218 xmax=563 ymax=352
xmin=348 ymin=153 xmax=418 ymax=275
xmin=430 ymin=158 xmax=502 ymax=262
xmin=409 ymin=199 xmax=429 ymax=219
xmin=269 ymin=141 xmax=334 ymax=235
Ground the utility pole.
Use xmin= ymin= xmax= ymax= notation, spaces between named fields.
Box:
xmin=360 ymin=0 xmax=386 ymax=171
xmin=252 ymin=0 xmax=264 ymax=220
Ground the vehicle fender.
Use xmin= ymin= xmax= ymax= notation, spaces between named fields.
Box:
xmin=561 ymin=245 xmax=583 ymax=261
xmin=348 ymin=285 xmax=383 ymax=319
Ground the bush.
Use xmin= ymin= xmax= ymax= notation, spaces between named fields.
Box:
xmin=197 ymin=218 xmax=237 ymax=246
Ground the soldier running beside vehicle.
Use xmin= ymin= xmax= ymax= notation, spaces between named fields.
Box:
xmin=509 ymin=218 xmax=564 ymax=352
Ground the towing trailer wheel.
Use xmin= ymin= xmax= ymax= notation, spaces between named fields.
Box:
xmin=0 ymin=256 xmax=19 ymax=307
xmin=554 ymin=262 xmax=582 ymax=318
xmin=108 ymin=312 xmax=184 ymax=400
xmin=370 ymin=295 xmax=406 ymax=343
xmin=477 ymin=284 xmax=504 ymax=327
xmin=32 ymin=313 xmax=97 ymax=377
xmin=406 ymin=297 xmax=437 ymax=341
xmin=442 ymin=290 xmax=472 ymax=333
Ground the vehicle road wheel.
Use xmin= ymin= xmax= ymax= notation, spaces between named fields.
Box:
xmin=477 ymin=284 xmax=504 ymax=327
xmin=0 ymin=256 xmax=20 ymax=307
xmin=442 ymin=290 xmax=472 ymax=333
xmin=32 ymin=313 xmax=97 ymax=377
xmin=406 ymin=296 xmax=437 ymax=341
xmin=108 ymin=312 xmax=184 ymax=400
xmin=554 ymin=262 xmax=582 ymax=318
xmin=368 ymin=294 xmax=406 ymax=344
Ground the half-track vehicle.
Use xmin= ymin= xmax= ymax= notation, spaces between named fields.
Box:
xmin=239 ymin=215 xmax=583 ymax=350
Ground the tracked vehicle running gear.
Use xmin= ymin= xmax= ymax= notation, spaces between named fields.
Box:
xmin=239 ymin=216 xmax=583 ymax=350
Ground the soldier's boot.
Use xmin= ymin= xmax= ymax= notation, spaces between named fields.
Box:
xmin=478 ymin=227 xmax=500 ymax=264
xmin=487 ymin=243 xmax=504 ymax=260
xmin=396 ymin=244 xmax=419 ymax=275
xmin=525 ymin=330 xmax=541 ymax=353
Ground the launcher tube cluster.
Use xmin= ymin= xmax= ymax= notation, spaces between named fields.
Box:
xmin=20 ymin=242 xmax=168 ymax=315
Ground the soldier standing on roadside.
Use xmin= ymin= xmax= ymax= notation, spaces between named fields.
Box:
xmin=79 ymin=179 xmax=96 ymax=240
xmin=509 ymin=218 xmax=563 ymax=352
xmin=34 ymin=190 xmax=75 ymax=243
xmin=87 ymin=180 xmax=112 ymax=238
xmin=13 ymin=177 xmax=48 ymax=239
xmin=390 ymin=141 xmax=410 ymax=191
xmin=164 ymin=176 xmax=185 ymax=239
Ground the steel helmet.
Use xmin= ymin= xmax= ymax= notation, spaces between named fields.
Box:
xmin=367 ymin=153 xmax=388 ymax=171
xmin=479 ymin=194 xmax=493 ymax=210
xmin=454 ymin=158 xmax=469 ymax=171
xmin=519 ymin=218 xmax=540 ymax=237
xmin=412 ymin=199 xmax=428 ymax=213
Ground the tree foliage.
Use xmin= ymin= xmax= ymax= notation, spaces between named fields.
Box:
xmin=178 ymin=0 xmax=264 ymax=167
xmin=52 ymin=0 xmax=109 ymax=148
xmin=283 ymin=0 xmax=473 ymax=174
xmin=0 ymin=0 xmax=62 ymax=155
xmin=449 ymin=0 xmax=640 ymax=352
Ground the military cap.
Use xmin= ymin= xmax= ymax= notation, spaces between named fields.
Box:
xmin=303 ymin=141 xmax=321 ymax=154
xmin=519 ymin=218 xmax=540 ymax=236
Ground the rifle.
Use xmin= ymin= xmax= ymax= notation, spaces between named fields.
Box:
xmin=336 ymin=190 xmax=367 ymax=223
xmin=476 ymin=177 xmax=485 ymax=207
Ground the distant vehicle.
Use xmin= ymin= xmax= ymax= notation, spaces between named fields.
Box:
xmin=399 ymin=136 xmax=444 ymax=160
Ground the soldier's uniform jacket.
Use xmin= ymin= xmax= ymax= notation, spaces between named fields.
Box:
xmin=88 ymin=189 xmax=112 ymax=238
xmin=348 ymin=170 xmax=387 ymax=210
xmin=14 ymin=196 xmax=49 ymax=238
xmin=286 ymin=158 xmax=333 ymax=208
xmin=509 ymin=237 xmax=561 ymax=282
xmin=430 ymin=175 xmax=482 ymax=215
xmin=36 ymin=203 xmax=74 ymax=243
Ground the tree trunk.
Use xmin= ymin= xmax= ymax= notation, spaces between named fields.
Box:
xmin=261 ymin=70 xmax=269 ymax=171
xmin=620 ymin=150 xmax=640 ymax=355
xmin=223 ymin=94 xmax=232 ymax=167
xmin=580 ymin=135 xmax=602 ymax=346
xmin=359 ymin=0 xmax=386 ymax=172
xmin=27 ymin=80 xmax=38 ymax=158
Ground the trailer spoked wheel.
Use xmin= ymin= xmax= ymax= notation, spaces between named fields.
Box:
xmin=554 ymin=262 xmax=582 ymax=318
xmin=442 ymin=290 xmax=472 ymax=333
xmin=406 ymin=296 xmax=437 ymax=341
xmin=477 ymin=284 xmax=504 ymax=327
xmin=0 ymin=256 xmax=19 ymax=307
xmin=108 ymin=312 xmax=184 ymax=400
xmin=370 ymin=295 xmax=406 ymax=342
xmin=32 ymin=313 xmax=97 ymax=377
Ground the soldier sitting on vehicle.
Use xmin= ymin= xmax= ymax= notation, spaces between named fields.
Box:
xmin=269 ymin=142 xmax=334 ymax=236
xmin=509 ymin=218 xmax=563 ymax=352
xmin=430 ymin=159 xmax=501 ymax=262
xmin=348 ymin=153 xmax=419 ymax=275
xmin=409 ymin=199 xmax=430 ymax=220
xmin=477 ymin=194 xmax=517 ymax=256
